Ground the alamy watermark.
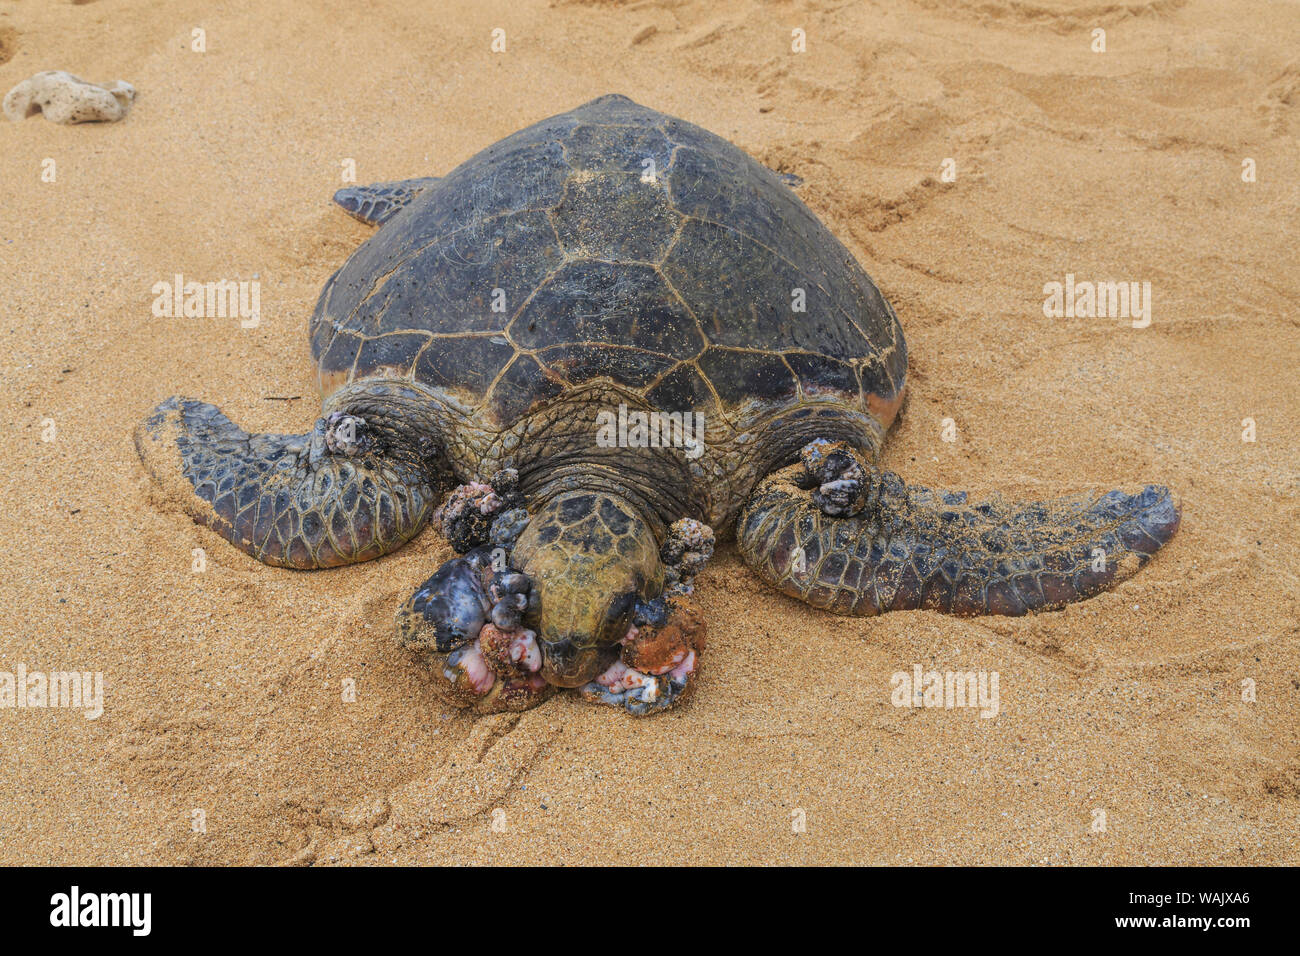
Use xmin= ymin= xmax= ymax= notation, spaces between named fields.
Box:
xmin=891 ymin=664 xmax=999 ymax=718
xmin=1 ymin=663 xmax=103 ymax=719
xmin=151 ymin=273 xmax=261 ymax=327
xmin=595 ymin=403 xmax=705 ymax=460
xmin=50 ymin=886 xmax=150 ymax=936
xmin=1042 ymin=274 xmax=1151 ymax=328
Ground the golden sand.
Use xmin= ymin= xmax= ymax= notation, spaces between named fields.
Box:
xmin=1 ymin=0 xmax=1296 ymax=865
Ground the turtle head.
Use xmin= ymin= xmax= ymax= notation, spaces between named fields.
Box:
xmin=511 ymin=491 xmax=663 ymax=687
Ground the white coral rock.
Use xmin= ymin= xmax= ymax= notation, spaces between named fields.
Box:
xmin=4 ymin=71 xmax=135 ymax=124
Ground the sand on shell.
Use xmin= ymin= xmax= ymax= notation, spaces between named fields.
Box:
xmin=0 ymin=0 xmax=1297 ymax=865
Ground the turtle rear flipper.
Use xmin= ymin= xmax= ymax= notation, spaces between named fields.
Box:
xmin=135 ymin=397 xmax=443 ymax=569
xmin=738 ymin=441 xmax=1180 ymax=616
xmin=332 ymin=177 xmax=439 ymax=227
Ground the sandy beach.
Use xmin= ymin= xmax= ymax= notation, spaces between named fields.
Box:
xmin=1 ymin=0 xmax=1297 ymax=865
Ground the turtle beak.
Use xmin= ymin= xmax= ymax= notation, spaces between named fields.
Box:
xmin=537 ymin=636 xmax=617 ymax=688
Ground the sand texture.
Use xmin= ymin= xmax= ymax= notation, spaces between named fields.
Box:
xmin=1 ymin=0 xmax=1297 ymax=865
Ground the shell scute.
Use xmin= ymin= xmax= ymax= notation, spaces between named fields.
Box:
xmin=413 ymin=335 xmax=516 ymax=397
xmin=661 ymin=218 xmax=868 ymax=359
xmin=355 ymin=332 xmax=432 ymax=378
xmin=483 ymin=354 xmax=565 ymax=424
xmin=537 ymin=344 xmax=677 ymax=390
xmin=564 ymin=122 xmax=674 ymax=175
xmin=511 ymin=262 xmax=703 ymax=360
xmin=785 ymin=351 xmax=859 ymax=397
xmin=644 ymin=363 xmax=721 ymax=418
xmin=349 ymin=210 xmax=564 ymax=340
xmin=552 ymin=173 xmax=681 ymax=262
xmin=696 ymin=347 xmax=799 ymax=406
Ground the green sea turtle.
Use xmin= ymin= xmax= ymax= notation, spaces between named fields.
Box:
xmin=135 ymin=94 xmax=1179 ymax=716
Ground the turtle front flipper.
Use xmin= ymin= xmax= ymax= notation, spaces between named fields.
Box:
xmin=332 ymin=177 xmax=439 ymax=227
xmin=738 ymin=440 xmax=1180 ymax=616
xmin=135 ymin=397 xmax=445 ymax=569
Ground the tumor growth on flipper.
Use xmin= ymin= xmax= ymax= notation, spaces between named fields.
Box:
xmin=395 ymin=544 xmax=552 ymax=713
xmin=578 ymin=517 xmax=712 ymax=715
xmin=396 ymin=470 xmax=552 ymax=713
xmin=580 ymin=594 xmax=706 ymax=716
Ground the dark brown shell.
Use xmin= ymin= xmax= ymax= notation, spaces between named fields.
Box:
xmin=309 ymin=94 xmax=906 ymax=428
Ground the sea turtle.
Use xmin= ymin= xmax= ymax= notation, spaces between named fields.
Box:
xmin=135 ymin=94 xmax=1180 ymax=716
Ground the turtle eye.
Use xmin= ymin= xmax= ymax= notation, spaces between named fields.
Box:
xmin=607 ymin=589 xmax=637 ymax=626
